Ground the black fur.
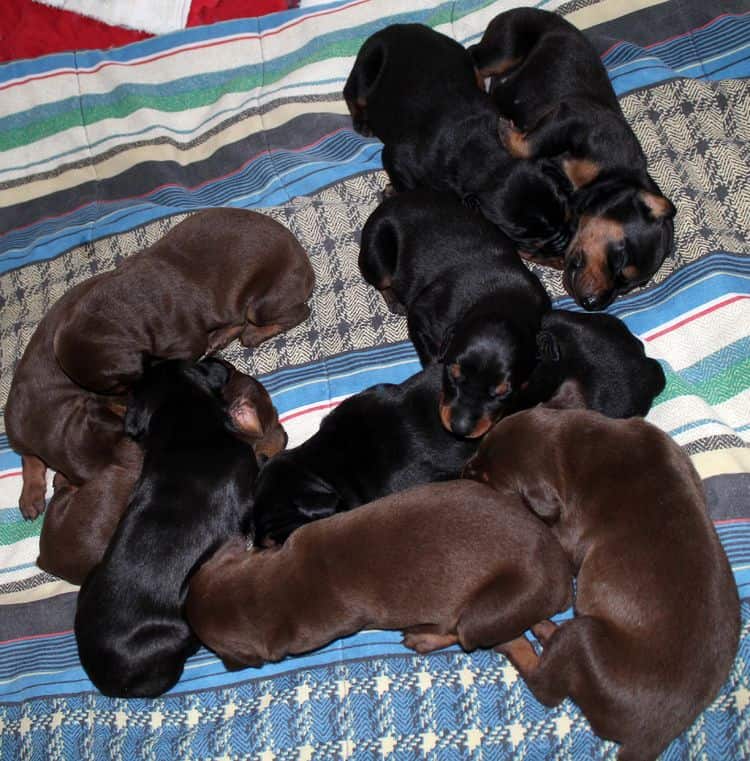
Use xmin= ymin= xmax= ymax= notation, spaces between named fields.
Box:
xmin=359 ymin=191 xmax=550 ymax=437
xmin=344 ymin=23 xmax=573 ymax=257
xmin=470 ymin=8 xmax=675 ymax=309
xmin=514 ymin=309 xmax=666 ymax=417
xmin=74 ymin=359 xmax=256 ymax=697
xmin=252 ymin=365 xmax=478 ymax=546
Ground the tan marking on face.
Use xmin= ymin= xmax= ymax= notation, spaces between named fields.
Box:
xmin=466 ymin=416 xmax=493 ymax=439
xmin=505 ymin=127 xmax=531 ymax=158
xmin=561 ymin=157 xmax=600 ymax=189
xmin=450 ymin=363 xmax=461 ymax=380
xmin=567 ymin=216 xmax=626 ymax=298
xmin=621 ymin=264 xmax=640 ymax=282
xmin=439 ymin=401 xmax=452 ymax=432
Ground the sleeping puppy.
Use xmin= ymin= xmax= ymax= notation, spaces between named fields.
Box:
xmin=74 ymin=358 xmax=261 ymax=698
xmin=344 ymin=24 xmax=573 ymax=258
xmin=38 ymin=367 xmax=286 ymax=586
xmin=464 ymin=408 xmax=739 ymax=761
xmin=187 ymin=480 xmax=573 ymax=669
xmin=511 ymin=309 xmax=665 ymax=418
xmin=470 ymin=8 xmax=675 ymax=310
xmin=359 ymin=191 xmax=550 ymax=437
xmin=6 ymin=207 xmax=312 ymax=519
xmin=252 ymin=364 xmax=478 ymax=547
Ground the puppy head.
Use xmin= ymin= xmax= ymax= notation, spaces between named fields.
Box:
xmin=565 ymin=178 xmax=675 ymax=310
xmin=222 ymin=371 xmax=287 ymax=459
xmin=476 ymin=160 xmax=573 ymax=261
xmin=252 ymin=454 xmax=341 ymax=546
xmin=124 ymin=357 xmax=230 ymax=441
xmin=342 ymin=35 xmax=386 ymax=137
xmin=537 ymin=311 xmax=666 ymax=417
xmin=439 ymin=317 xmax=536 ymax=438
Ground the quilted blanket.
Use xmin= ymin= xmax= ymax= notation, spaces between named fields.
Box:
xmin=1 ymin=0 xmax=749 ymax=758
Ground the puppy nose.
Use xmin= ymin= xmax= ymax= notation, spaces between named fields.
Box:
xmin=580 ymin=295 xmax=599 ymax=310
xmin=450 ymin=414 xmax=475 ymax=438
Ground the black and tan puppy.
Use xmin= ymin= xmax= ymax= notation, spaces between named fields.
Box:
xmin=38 ymin=367 xmax=286 ymax=586
xmin=470 ymin=8 xmax=675 ymax=310
xmin=464 ymin=408 xmax=739 ymax=761
xmin=252 ymin=364 xmax=479 ymax=546
xmin=6 ymin=207 xmax=312 ymax=519
xmin=187 ymin=480 xmax=573 ymax=668
xmin=74 ymin=358 xmax=261 ymax=698
xmin=344 ymin=24 xmax=573 ymax=257
xmin=360 ymin=191 xmax=550 ymax=437
xmin=512 ymin=309 xmax=665 ymax=418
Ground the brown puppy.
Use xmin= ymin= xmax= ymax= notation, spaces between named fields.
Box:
xmin=186 ymin=480 xmax=573 ymax=669
xmin=37 ymin=369 xmax=287 ymax=585
xmin=464 ymin=408 xmax=740 ymax=761
xmin=6 ymin=208 xmax=313 ymax=518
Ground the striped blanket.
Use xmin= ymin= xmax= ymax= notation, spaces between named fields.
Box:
xmin=1 ymin=0 xmax=749 ymax=758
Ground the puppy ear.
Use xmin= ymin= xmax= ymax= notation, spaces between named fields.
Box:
xmin=638 ymin=191 xmax=676 ymax=220
xmin=297 ymin=473 xmax=341 ymax=520
xmin=536 ymin=330 xmax=560 ymax=362
xmin=190 ymin=358 xmax=231 ymax=393
xmin=438 ymin=324 xmax=456 ymax=362
xmin=123 ymin=396 xmax=151 ymax=441
xmin=229 ymin=399 xmax=264 ymax=439
xmin=519 ymin=480 xmax=563 ymax=524
xmin=542 ymin=379 xmax=587 ymax=411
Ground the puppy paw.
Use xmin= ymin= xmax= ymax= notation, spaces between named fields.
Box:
xmin=381 ymin=183 xmax=398 ymax=200
xmin=19 ymin=485 xmax=46 ymax=520
xmin=497 ymin=117 xmax=531 ymax=158
xmin=402 ymin=632 xmax=458 ymax=654
xmin=531 ymin=620 xmax=558 ymax=645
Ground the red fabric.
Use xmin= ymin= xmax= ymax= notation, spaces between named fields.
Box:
xmin=0 ymin=0 xmax=292 ymax=64
xmin=187 ymin=0 xmax=290 ymax=27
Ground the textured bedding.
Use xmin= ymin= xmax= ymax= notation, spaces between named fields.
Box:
xmin=1 ymin=0 xmax=749 ymax=758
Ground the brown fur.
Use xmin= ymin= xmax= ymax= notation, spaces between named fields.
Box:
xmin=37 ymin=368 xmax=287 ymax=585
xmin=5 ymin=208 xmax=313 ymax=519
xmin=186 ymin=480 xmax=573 ymax=668
xmin=464 ymin=408 xmax=740 ymax=761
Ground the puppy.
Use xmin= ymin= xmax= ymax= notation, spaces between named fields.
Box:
xmin=360 ymin=191 xmax=550 ymax=437
xmin=464 ymin=408 xmax=740 ymax=761
xmin=187 ymin=480 xmax=573 ymax=669
xmin=74 ymin=358 xmax=261 ymax=697
xmin=252 ymin=364 xmax=479 ymax=546
xmin=37 ymin=368 xmax=286 ymax=586
xmin=470 ymin=8 xmax=675 ymax=309
xmin=344 ymin=24 xmax=573 ymax=257
xmin=6 ymin=207 xmax=312 ymax=519
xmin=512 ymin=309 xmax=665 ymax=418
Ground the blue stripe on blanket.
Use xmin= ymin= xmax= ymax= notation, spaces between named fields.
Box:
xmin=2 ymin=12 xmax=749 ymax=274
xmin=0 ymin=520 xmax=747 ymax=702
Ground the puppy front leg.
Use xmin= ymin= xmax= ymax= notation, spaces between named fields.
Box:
xmin=19 ymin=454 xmax=48 ymax=520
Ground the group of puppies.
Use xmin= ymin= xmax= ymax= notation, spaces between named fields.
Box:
xmin=4 ymin=9 xmax=739 ymax=761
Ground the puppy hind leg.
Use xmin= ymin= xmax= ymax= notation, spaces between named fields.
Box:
xmin=241 ymin=302 xmax=311 ymax=347
xmin=456 ymin=575 xmax=561 ymax=653
xmin=499 ymin=103 xmax=588 ymax=162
